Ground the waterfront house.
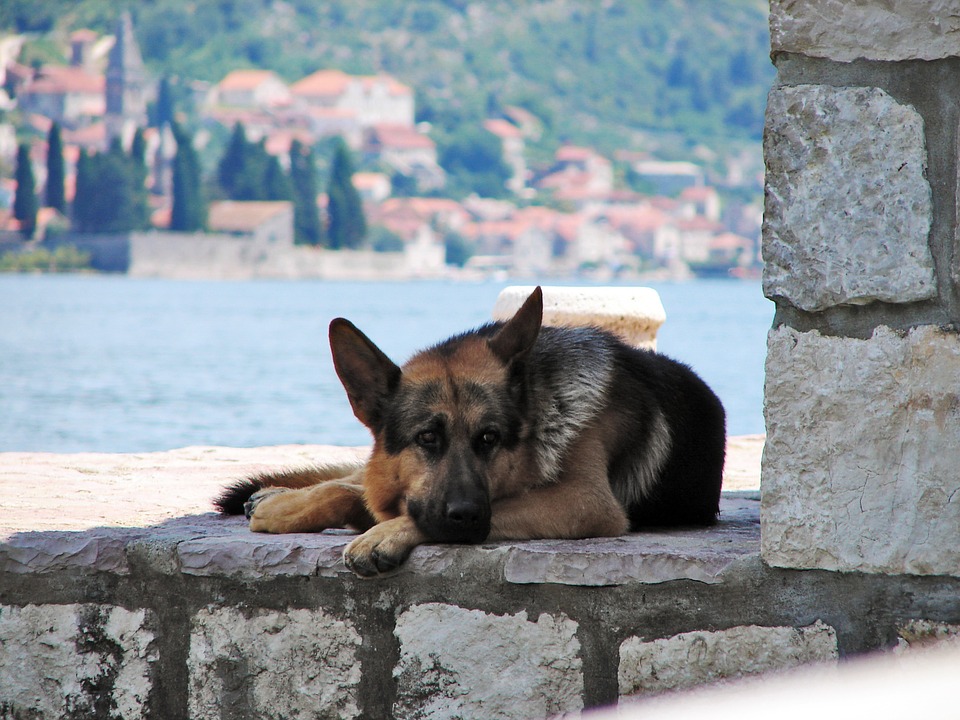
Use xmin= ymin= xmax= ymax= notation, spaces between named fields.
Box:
xmin=206 ymin=200 xmax=294 ymax=245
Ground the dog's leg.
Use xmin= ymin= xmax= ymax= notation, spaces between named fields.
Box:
xmin=489 ymin=430 xmax=629 ymax=540
xmin=247 ymin=472 xmax=374 ymax=533
xmin=342 ymin=515 xmax=428 ymax=577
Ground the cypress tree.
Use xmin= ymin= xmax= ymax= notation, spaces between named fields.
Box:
xmin=45 ymin=122 xmax=66 ymax=214
xmin=326 ymin=139 xmax=366 ymax=250
xmin=155 ymin=76 xmax=174 ymax=128
xmin=72 ymin=147 xmax=92 ymax=232
xmin=129 ymin=128 xmax=151 ymax=228
xmin=72 ymin=141 xmax=149 ymax=233
xmin=170 ymin=123 xmax=206 ymax=232
xmin=218 ymin=123 xmax=248 ymax=199
xmin=235 ymin=139 xmax=270 ymax=200
xmin=289 ymin=139 xmax=323 ymax=246
xmin=263 ymin=154 xmax=293 ymax=201
xmin=13 ymin=143 xmax=38 ymax=238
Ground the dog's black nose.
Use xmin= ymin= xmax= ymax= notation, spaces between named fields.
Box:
xmin=445 ymin=499 xmax=484 ymax=528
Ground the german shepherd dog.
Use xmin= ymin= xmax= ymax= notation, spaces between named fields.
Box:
xmin=215 ymin=287 xmax=726 ymax=577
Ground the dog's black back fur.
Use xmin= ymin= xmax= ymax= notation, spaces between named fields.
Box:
xmin=608 ymin=341 xmax=726 ymax=527
xmin=498 ymin=323 xmax=725 ymax=528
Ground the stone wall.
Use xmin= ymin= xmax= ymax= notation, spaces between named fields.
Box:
xmin=761 ymin=0 xmax=960 ymax=576
xmin=42 ymin=232 xmax=437 ymax=280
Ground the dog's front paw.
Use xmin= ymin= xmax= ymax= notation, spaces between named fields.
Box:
xmin=244 ymin=487 xmax=289 ymax=520
xmin=342 ymin=517 xmax=426 ymax=578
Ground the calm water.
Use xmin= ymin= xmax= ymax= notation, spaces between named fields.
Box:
xmin=0 ymin=275 xmax=773 ymax=452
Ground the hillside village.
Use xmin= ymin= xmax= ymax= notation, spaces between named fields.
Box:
xmin=0 ymin=14 xmax=763 ymax=279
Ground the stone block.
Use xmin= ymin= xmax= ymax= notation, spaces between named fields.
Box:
xmin=618 ymin=621 xmax=837 ymax=700
xmin=393 ymin=603 xmax=582 ymax=719
xmin=0 ymin=531 xmax=132 ymax=575
xmin=769 ymin=0 xmax=960 ymax=62
xmin=493 ymin=285 xmax=666 ymax=349
xmin=502 ymin=500 xmax=760 ymax=586
xmin=762 ymin=325 xmax=960 ymax=576
xmin=0 ymin=603 xmax=155 ymax=719
xmin=895 ymin=620 xmax=960 ymax=653
xmin=188 ymin=606 xmax=362 ymax=720
xmin=763 ymin=85 xmax=935 ymax=311
xmin=178 ymin=528 xmax=352 ymax=579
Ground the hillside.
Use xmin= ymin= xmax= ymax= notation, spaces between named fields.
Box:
xmin=3 ymin=0 xmax=774 ymax=162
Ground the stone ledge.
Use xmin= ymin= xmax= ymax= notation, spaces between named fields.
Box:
xmin=0 ymin=438 xmax=762 ymax=583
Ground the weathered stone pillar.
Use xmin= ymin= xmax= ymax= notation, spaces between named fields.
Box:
xmin=761 ymin=1 xmax=960 ymax=576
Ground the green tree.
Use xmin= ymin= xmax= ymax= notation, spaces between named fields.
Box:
xmin=13 ymin=143 xmax=38 ymax=238
xmin=73 ymin=147 xmax=91 ymax=230
xmin=45 ymin=122 xmax=66 ymax=214
xmin=234 ymin=139 xmax=271 ymax=200
xmin=263 ymin=154 xmax=293 ymax=201
xmin=444 ymin=231 xmax=474 ymax=267
xmin=289 ymin=139 xmax=323 ymax=246
xmin=217 ymin=123 xmax=248 ymax=199
xmin=216 ymin=124 xmax=288 ymax=201
xmin=153 ymin=75 xmax=174 ymax=128
xmin=129 ymin=128 xmax=151 ymax=227
xmin=438 ymin=127 xmax=512 ymax=199
xmin=325 ymin=139 xmax=366 ymax=250
xmin=72 ymin=139 xmax=150 ymax=234
xmin=170 ymin=123 xmax=206 ymax=232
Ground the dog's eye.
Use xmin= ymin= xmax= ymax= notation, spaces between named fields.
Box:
xmin=416 ymin=430 xmax=439 ymax=448
xmin=479 ymin=430 xmax=500 ymax=447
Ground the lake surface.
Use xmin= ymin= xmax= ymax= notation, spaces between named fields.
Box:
xmin=0 ymin=275 xmax=773 ymax=452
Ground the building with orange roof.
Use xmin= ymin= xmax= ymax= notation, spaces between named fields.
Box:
xmin=369 ymin=197 xmax=468 ymax=241
xmin=709 ymin=231 xmax=754 ymax=265
xmin=213 ymin=70 xmax=290 ymax=109
xmin=304 ymin=106 xmax=361 ymax=147
xmin=17 ymin=65 xmax=105 ymax=126
xmin=674 ymin=216 xmax=726 ymax=263
xmin=483 ymin=119 xmax=527 ymax=195
xmin=679 ymin=184 xmax=721 ymax=221
xmin=602 ymin=203 xmax=677 ymax=259
xmin=206 ymin=200 xmax=294 ymax=244
xmin=352 ymin=172 xmax=392 ymax=203
xmin=536 ymin=145 xmax=613 ymax=204
xmin=291 ymin=69 xmax=414 ymax=131
xmin=364 ymin=124 xmax=444 ymax=192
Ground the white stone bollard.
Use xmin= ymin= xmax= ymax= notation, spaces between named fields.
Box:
xmin=492 ymin=286 xmax=666 ymax=351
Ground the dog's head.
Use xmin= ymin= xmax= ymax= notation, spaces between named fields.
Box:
xmin=328 ymin=287 xmax=544 ymax=544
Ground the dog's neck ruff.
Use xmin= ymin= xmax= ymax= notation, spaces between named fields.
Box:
xmin=526 ymin=327 xmax=615 ymax=483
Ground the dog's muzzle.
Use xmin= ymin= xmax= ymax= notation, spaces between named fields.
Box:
xmin=409 ymin=496 xmax=491 ymax=544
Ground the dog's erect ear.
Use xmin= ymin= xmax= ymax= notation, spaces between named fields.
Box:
xmin=329 ymin=319 xmax=401 ymax=430
xmin=489 ymin=286 xmax=543 ymax=364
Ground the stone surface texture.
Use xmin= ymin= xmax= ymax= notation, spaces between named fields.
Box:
xmin=502 ymin=495 xmax=759 ymax=586
xmin=0 ymin=439 xmax=761 ymax=583
xmin=895 ymin=620 xmax=960 ymax=653
xmin=0 ymin=603 xmax=155 ymax=720
xmin=769 ymin=0 xmax=960 ymax=62
xmin=393 ymin=603 xmax=582 ymax=720
xmin=618 ymin=621 xmax=838 ymax=700
xmin=762 ymin=325 xmax=960 ymax=576
xmin=493 ymin=285 xmax=666 ymax=349
xmin=188 ymin=606 xmax=362 ymax=720
xmin=763 ymin=84 xmax=935 ymax=312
